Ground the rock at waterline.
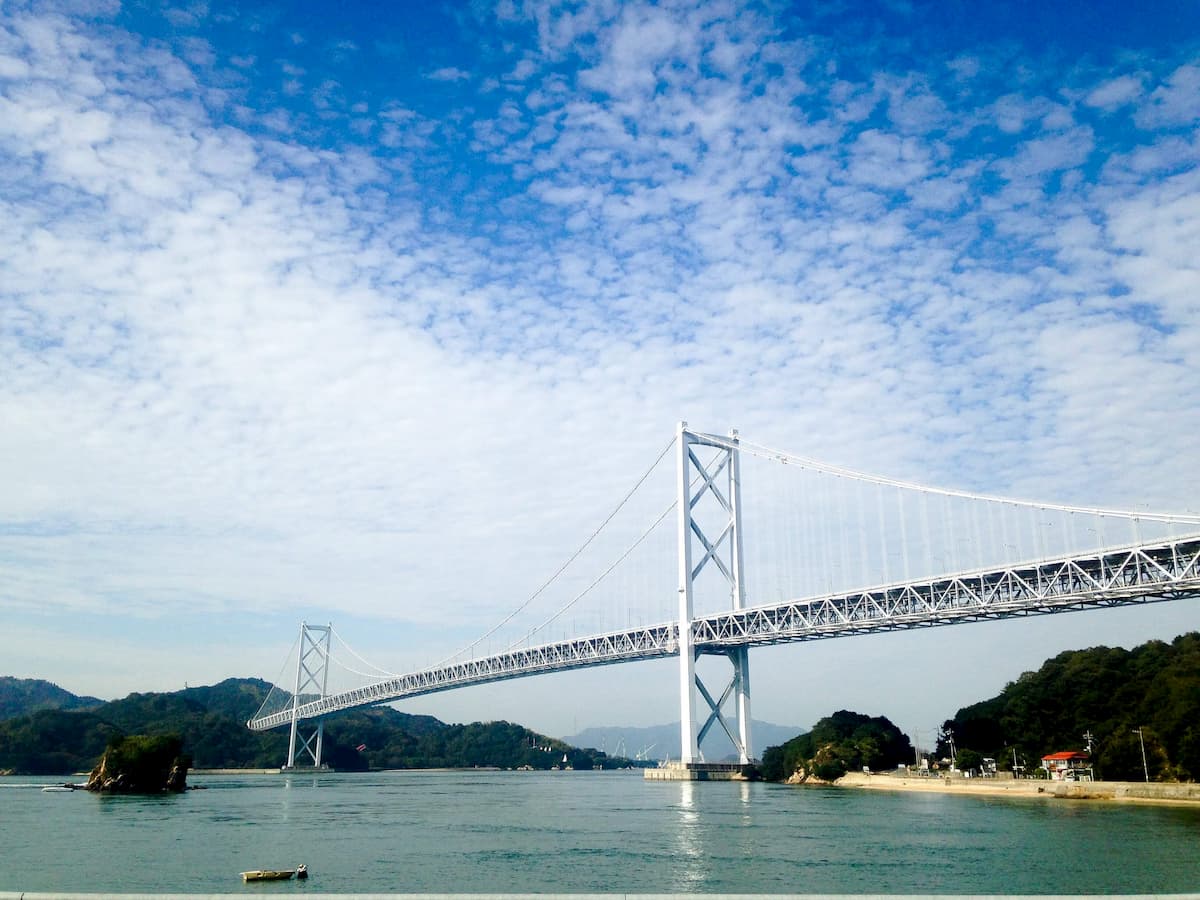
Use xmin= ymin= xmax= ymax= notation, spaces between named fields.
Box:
xmin=85 ymin=734 xmax=190 ymax=793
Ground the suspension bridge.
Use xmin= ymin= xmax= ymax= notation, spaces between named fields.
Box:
xmin=247 ymin=423 xmax=1200 ymax=773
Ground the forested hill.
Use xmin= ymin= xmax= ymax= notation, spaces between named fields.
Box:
xmin=942 ymin=632 xmax=1200 ymax=780
xmin=0 ymin=677 xmax=102 ymax=720
xmin=760 ymin=710 xmax=913 ymax=782
xmin=0 ymin=677 xmax=635 ymax=776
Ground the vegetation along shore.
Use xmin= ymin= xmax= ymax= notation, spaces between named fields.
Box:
xmin=2 ymin=633 xmax=1198 ymax=790
xmin=760 ymin=633 xmax=1200 ymax=790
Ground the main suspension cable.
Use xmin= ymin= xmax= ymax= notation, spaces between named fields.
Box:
xmin=434 ymin=434 xmax=677 ymax=666
xmin=726 ymin=436 xmax=1200 ymax=524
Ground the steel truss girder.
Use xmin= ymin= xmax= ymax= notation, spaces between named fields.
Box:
xmin=691 ymin=537 xmax=1200 ymax=648
xmin=250 ymin=624 xmax=677 ymax=731
xmin=248 ymin=535 xmax=1200 ymax=732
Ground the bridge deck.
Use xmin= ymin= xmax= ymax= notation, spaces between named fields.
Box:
xmin=248 ymin=535 xmax=1200 ymax=730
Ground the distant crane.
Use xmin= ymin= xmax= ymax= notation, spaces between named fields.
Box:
xmin=635 ymin=743 xmax=657 ymax=761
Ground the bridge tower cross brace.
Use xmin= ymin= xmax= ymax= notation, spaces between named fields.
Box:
xmin=676 ymin=422 xmax=753 ymax=765
xmin=284 ymin=622 xmax=332 ymax=771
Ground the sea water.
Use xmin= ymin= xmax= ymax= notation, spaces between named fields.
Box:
xmin=2 ymin=770 xmax=1199 ymax=894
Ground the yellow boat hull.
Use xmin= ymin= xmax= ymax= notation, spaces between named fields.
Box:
xmin=241 ymin=870 xmax=295 ymax=882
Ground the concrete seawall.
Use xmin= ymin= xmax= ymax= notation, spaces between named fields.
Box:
xmin=835 ymin=771 xmax=1200 ymax=804
xmin=643 ymin=762 xmax=755 ymax=781
xmin=189 ymin=768 xmax=281 ymax=775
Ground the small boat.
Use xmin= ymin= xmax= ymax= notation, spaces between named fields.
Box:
xmin=240 ymin=864 xmax=307 ymax=882
xmin=241 ymin=870 xmax=293 ymax=882
xmin=42 ymin=785 xmax=74 ymax=793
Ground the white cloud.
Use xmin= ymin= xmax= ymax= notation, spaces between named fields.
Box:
xmin=987 ymin=93 xmax=1042 ymax=134
xmin=0 ymin=52 xmax=30 ymax=78
xmin=1134 ymin=63 xmax=1200 ymax=129
xmin=426 ymin=66 xmax=470 ymax=82
xmin=1106 ymin=170 xmax=1200 ymax=317
xmin=843 ymin=129 xmax=933 ymax=189
xmin=1084 ymin=73 xmax=1144 ymax=110
xmin=163 ymin=2 xmax=208 ymax=29
xmin=1 ymin=2 xmax=1199 ymax=735
xmin=877 ymin=73 xmax=950 ymax=134
xmin=997 ymin=126 xmax=1094 ymax=180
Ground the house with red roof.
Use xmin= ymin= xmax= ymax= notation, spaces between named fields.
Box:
xmin=1041 ymin=750 xmax=1092 ymax=781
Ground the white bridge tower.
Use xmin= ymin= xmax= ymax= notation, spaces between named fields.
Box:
xmin=284 ymin=622 xmax=332 ymax=771
xmin=675 ymin=422 xmax=753 ymax=768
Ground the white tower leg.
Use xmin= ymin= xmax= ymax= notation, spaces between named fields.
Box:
xmin=676 ymin=421 xmax=699 ymax=763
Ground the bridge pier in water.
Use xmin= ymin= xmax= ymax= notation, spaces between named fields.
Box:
xmin=645 ymin=761 xmax=756 ymax=780
xmin=673 ymin=422 xmax=755 ymax=776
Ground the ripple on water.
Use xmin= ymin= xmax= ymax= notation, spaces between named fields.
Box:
xmin=3 ymin=771 xmax=1200 ymax=893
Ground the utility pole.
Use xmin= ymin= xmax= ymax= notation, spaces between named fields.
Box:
xmin=1132 ymin=728 xmax=1149 ymax=782
xmin=944 ymin=726 xmax=957 ymax=771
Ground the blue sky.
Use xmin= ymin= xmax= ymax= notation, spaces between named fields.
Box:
xmin=2 ymin=0 xmax=1199 ymax=741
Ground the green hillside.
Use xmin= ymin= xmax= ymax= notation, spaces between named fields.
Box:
xmin=0 ymin=676 xmax=635 ymax=775
xmin=940 ymin=632 xmax=1200 ymax=780
xmin=0 ymin=676 xmax=102 ymax=720
xmin=760 ymin=710 xmax=913 ymax=782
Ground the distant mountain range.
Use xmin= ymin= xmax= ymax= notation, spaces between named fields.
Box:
xmin=0 ymin=676 xmax=102 ymax=720
xmin=0 ymin=676 xmax=805 ymax=770
xmin=8 ymin=632 xmax=1199 ymax=781
xmin=565 ymin=719 xmax=805 ymax=762
xmin=0 ymin=676 xmax=643 ymax=776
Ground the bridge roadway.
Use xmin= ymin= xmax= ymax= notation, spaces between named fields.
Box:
xmin=248 ymin=535 xmax=1200 ymax=731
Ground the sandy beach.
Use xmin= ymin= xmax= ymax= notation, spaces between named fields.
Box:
xmin=834 ymin=770 xmax=1200 ymax=805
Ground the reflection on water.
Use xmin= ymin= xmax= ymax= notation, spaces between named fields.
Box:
xmin=737 ymin=779 xmax=752 ymax=819
xmin=2 ymin=770 xmax=1199 ymax=894
xmin=672 ymin=780 xmax=705 ymax=889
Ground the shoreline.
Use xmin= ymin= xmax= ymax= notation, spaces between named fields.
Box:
xmin=6 ymin=896 xmax=1200 ymax=900
xmin=189 ymin=768 xmax=281 ymax=775
xmin=833 ymin=771 xmax=1200 ymax=805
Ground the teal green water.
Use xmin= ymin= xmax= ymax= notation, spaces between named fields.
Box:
xmin=2 ymin=770 xmax=1199 ymax=894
